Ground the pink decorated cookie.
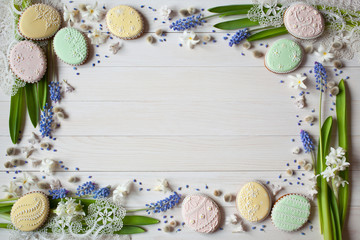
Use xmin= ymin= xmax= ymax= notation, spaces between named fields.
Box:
xmin=182 ymin=194 xmax=221 ymax=233
xmin=284 ymin=3 xmax=324 ymax=40
xmin=9 ymin=41 xmax=46 ymax=83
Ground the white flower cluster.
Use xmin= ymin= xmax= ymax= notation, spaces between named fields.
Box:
xmin=321 ymin=147 xmax=350 ymax=187
xmin=55 ymin=198 xmax=85 ymax=222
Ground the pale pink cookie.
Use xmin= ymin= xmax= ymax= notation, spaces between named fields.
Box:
xmin=9 ymin=41 xmax=46 ymax=83
xmin=284 ymin=3 xmax=325 ymax=40
xmin=182 ymin=194 xmax=221 ymax=233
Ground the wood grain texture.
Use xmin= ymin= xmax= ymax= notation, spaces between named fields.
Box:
xmin=0 ymin=0 xmax=359 ymax=239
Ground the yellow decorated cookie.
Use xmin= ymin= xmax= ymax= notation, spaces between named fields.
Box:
xmin=19 ymin=4 xmax=61 ymax=40
xmin=106 ymin=5 xmax=144 ymax=39
xmin=10 ymin=192 xmax=50 ymax=232
xmin=236 ymin=181 xmax=271 ymax=222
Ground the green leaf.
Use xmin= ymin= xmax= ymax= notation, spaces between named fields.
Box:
xmin=37 ymin=75 xmax=48 ymax=109
xmin=219 ymin=10 xmax=253 ymax=17
xmin=0 ymin=213 xmax=11 ymax=222
xmin=208 ymin=5 xmax=254 ymax=13
xmin=0 ymin=223 xmax=11 ymax=229
xmin=0 ymin=206 xmax=12 ymax=214
xmin=214 ymin=18 xmax=259 ymax=30
xmin=9 ymin=87 xmax=26 ymax=144
xmin=330 ymin=188 xmax=342 ymax=240
xmin=336 ymin=80 xmax=349 ymax=228
xmin=247 ymin=27 xmax=288 ymax=41
xmin=114 ymin=226 xmax=146 ymax=234
xmin=123 ymin=215 xmax=159 ymax=226
xmin=25 ymin=83 xmax=40 ymax=127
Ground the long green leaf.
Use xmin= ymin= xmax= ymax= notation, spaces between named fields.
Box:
xmin=0 ymin=213 xmax=11 ymax=222
xmin=114 ymin=226 xmax=146 ymax=234
xmin=0 ymin=206 xmax=12 ymax=214
xmin=219 ymin=10 xmax=252 ymax=17
xmin=0 ymin=223 xmax=11 ymax=229
xmin=123 ymin=215 xmax=159 ymax=226
xmin=330 ymin=188 xmax=342 ymax=240
xmin=208 ymin=5 xmax=254 ymax=13
xmin=25 ymin=83 xmax=40 ymax=127
xmin=9 ymin=87 xmax=26 ymax=144
xmin=336 ymin=80 xmax=349 ymax=228
xmin=37 ymin=75 xmax=48 ymax=109
xmin=247 ymin=27 xmax=288 ymax=41
xmin=214 ymin=18 xmax=259 ymax=30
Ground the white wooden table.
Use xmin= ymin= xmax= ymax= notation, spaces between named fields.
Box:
xmin=0 ymin=0 xmax=359 ymax=239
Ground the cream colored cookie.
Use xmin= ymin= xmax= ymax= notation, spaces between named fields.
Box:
xmin=10 ymin=192 xmax=50 ymax=231
xmin=106 ymin=5 xmax=144 ymax=39
xmin=19 ymin=4 xmax=61 ymax=40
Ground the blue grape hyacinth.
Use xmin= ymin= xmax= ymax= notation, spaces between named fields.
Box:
xmin=39 ymin=103 xmax=54 ymax=138
xmin=229 ymin=28 xmax=250 ymax=47
xmin=314 ymin=61 xmax=328 ymax=92
xmin=93 ymin=186 xmax=111 ymax=199
xmin=76 ymin=181 xmax=96 ymax=197
xmin=146 ymin=192 xmax=181 ymax=213
xmin=169 ymin=14 xmax=205 ymax=31
xmin=300 ymin=130 xmax=315 ymax=153
xmin=49 ymin=80 xmax=62 ymax=103
xmin=49 ymin=188 xmax=69 ymax=199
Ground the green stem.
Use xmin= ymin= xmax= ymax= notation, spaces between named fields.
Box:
xmin=126 ymin=208 xmax=149 ymax=213
xmin=331 ymin=179 xmax=339 ymax=202
xmin=201 ymin=13 xmax=222 ymax=20
xmin=0 ymin=199 xmax=17 ymax=203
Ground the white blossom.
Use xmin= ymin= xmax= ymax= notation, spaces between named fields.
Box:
xmin=335 ymin=157 xmax=350 ymax=171
xmin=159 ymin=6 xmax=172 ymax=20
xmin=109 ymin=42 xmax=121 ymax=54
xmin=225 ymin=214 xmax=239 ymax=225
xmin=315 ymin=45 xmax=334 ymax=62
xmin=55 ymin=198 xmax=85 ymax=222
xmin=232 ymin=222 xmax=245 ymax=233
xmin=321 ymin=166 xmax=336 ymax=182
xmin=307 ymin=185 xmax=318 ymax=200
xmin=180 ymin=30 xmax=200 ymax=49
xmin=1 ymin=181 xmax=22 ymax=199
xmin=15 ymin=172 xmax=37 ymax=190
xmin=63 ymin=5 xmax=78 ymax=24
xmin=113 ymin=180 xmax=132 ymax=202
xmin=333 ymin=175 xmax=349 ymax=188
xmin=288 ymin=74 xmax=307 ymax=89
xmin=40 ymin=159 xmax=57 ymax=175
xmin=270 ymin=184 xmax=282 ymax=196
xmin=292 ymin=147 xmax=301 ymax=154
xmin=153 ymin=179 xmax=171 ymax=193
xmin=81 ymin=1 xmax=104 ymax=22
xmin=88 ymin=29 xmax=108 ymax=45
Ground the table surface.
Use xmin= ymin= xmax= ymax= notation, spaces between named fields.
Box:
xmin=0 ymin=0 xmax=359 ymax=239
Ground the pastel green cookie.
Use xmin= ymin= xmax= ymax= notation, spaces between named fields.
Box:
xmin=271 ymin=194 xmax=311 ymax=232
xmin=265 ymin=39 xmax=303 ymax=74
xmin=53 ymin=27 xmax=88 ymax=65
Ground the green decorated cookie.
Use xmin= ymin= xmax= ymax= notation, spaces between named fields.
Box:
xmin=53 ymin=27 xmax=88 ymax=66
xmin=271 ymin=194 xmax=311 ymax=232
xmin=265 ymin=39 xmax=303 ymax=74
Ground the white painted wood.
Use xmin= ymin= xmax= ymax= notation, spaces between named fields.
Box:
xmin=0 ymin=0 xmax=359 ymax=239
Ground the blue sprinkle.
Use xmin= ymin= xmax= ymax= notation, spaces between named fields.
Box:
xmin=294 ymin=159 xmax=297 ymax=163
xmin=88 ymin=176 xmax=92 ymax=178
xmin=284 ymin=179 xmax=287 ymax=182
xmin=76 ymin=168 xmax=79 ymax=171
xmin=286 ymin=163 xmax=290 ymax=166
xmin=266 ymin=181 xmax=270 ymax=184
xmin=301 ymin=232 xmax=305 ymax=235
xmin=140 ymin=5 xmax=144 ymax=8
xmin=186 ymin=185 xmax=189 ymax=188
xmin=278 ymin=175 xmax=282 ymax=179
xmin=280 ymin=80 xmax=284 ymax=83
xmin=76 ymin=73 xmax=80 ymax=75
xmin=223 ymin=37 xmax=228 ymax=40
xmin=298 ymin=165 xmax=301 ymax=169
xmin=252 ymin=226 xmax=256 ymax=229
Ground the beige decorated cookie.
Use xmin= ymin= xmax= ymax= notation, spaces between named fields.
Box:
xmin=19 ymin=4 xmax=61 ymax=40
xmin=10 ymin=192 xmax=50 ymax=232
xmin=106 ymin=5 xmax=144 ymax=39
xmin=236 ymin=181 xmax=271 ymax=222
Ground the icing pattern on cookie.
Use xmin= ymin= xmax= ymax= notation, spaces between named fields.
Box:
xmin=19 ymin=4 xmax=61 ymax=40
xmin=284 ymin=3 xmax=324 ymax=40
xmin=9 ymin=41 xmax=46 ymax=83
xmin=106 ymin=5 xmax=144 ymax=39
xmin=271 ymin=194 xmax=311 ymax=232
xmin=265 ymin=39 xmax=303 ymax=74
xmin=10 ymin=192 xmax=50 ymax=232
xmin=53 ymin=27 xmax=88 ymax=65
xmin=236 ymin=182 xmax=271 ymax=222
xmin=182 ymin=194 xmax=220 ymax=233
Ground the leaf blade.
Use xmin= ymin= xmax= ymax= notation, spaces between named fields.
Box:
xmin=247 ymin=27 xmax=288 ymax=42
xmin=208 ymin=5 xmax=254 ymax=13
xmin=114 ymin=226 xmax=146 ymax=234
xmin=123 ymin=215 xmax=160 ymax=226
xmin=25 ymin=83 xmax=40 ymax=127
xmin=9 ymin=87 xmax=26 ymax=144
xmin=214 ymin=18 xmax=259 ymax=30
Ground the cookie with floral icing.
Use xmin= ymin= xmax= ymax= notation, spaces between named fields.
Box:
xmin=106 ymin=5 xmax=144 ymax=39
xmin=236 ymin=181 xmax=271 ymax=222
xmin=271 ymin=194 xmax=311 ymax=232
xmin=10 ymin=191 xmax=50 ymax=231
xmin=265 ymin=39 xmax=303 ymax=74
xmin=284 ymin=3 xmax=324 ymax=40
xmin=19 ymin=4 xmax=61 ymax=40
xmin=9 ymin=41 xmax=47 ymax=83
xmin=182 ymin=194 xmax=221 ymax=233
xmin=53 ymin=27 xmax=88 ymax=66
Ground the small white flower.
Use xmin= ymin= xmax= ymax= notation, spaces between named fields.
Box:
xmin=295 ymin=95 xmax=306 ymax=109
xmin=330 ymin=147 xmax=346 ymax=159
xmin=270 ymin=184 xmax=282 ymax=196
xmin=333 ymin=175 xmax=349 ymax=188
xmin=40 ymin=159 xmax=57 ymax=175
xmin=88 ymin=29 xmax=108 ymax=45
xmin=109 ymin=42 xmax=121 ymax=54
xmin=15 ymin=172 xmax=37 ymax=190
xmin=225 ymin=214 xmax=239 ymax=225
xmin=289 ymin=74 xmax=307 ymax=89
xmin=153 ymin=179 xmax=171 ymax=193
xmin=232 ymin=222 xmax=245 ymax=233
xmin=321 ymin=166 xmax=336 ymax=182
xmin=315 ymin=45 xmax=334 ymax=62
xmin=325 ymin=154 xmax=338 ymax=166
xmin=113 ymin=180 xmax=132 ymax=202
xmin=1 ymin=181 xmax=22 ymax=199
xmin=292 ymin=147 xmax=301 ymax=154
xmin=335 ymin=157 xmax=350 ymax=171
xmin=81 ymin=1 xmax=104 ymax=22
xmin=307 ymin=185 xmax=318 ymax=200
xmin=264 ymin=2 xmax=281 ymax=16
xmin=55 ymin=198 xmax=85 ymax=222
xmin=180 ymin=30 xmax=200 ymax=49
xmin=159 ymin=6 xmax=172 ymax=20
xmin=63 ymin=5 xmax=78 ymax=25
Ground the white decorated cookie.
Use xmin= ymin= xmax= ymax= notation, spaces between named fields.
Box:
xmin=106 ymin=5 xmax=144 ymax=39
xmin=10 ymin=192 xmax=50 ymax=232
xmin=284 ymin=3 xmax=324 ymax=40
xmin=182 ymin=194 xmax=221 ymax=233
xmin=236 ymin=181 xmax=271 ymax=222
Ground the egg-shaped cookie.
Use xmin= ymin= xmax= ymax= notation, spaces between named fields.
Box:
xmin=284 ymin=3 xmax=325 ymax=40
xmin=265 ymin=39 xmax=303 ymax=74
xmin=19 ymin=4 xmax=61 ymax=40
xmin=106 ymin=5 xmax=144 ymax=39
xmin=182 ymin=194 xmax=221 ymax=233
xmin=236 ymin=181 xmax=271 ymax=222
xmin=53 ymin=27 xmax=88 ymax=66
xmin=271 ymin=194 xmax=311 ymax=232
xmin=10 ymin=192 xmax=50 ymax=231
xmin=9 ymin=41 xmax=47 ymax=83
